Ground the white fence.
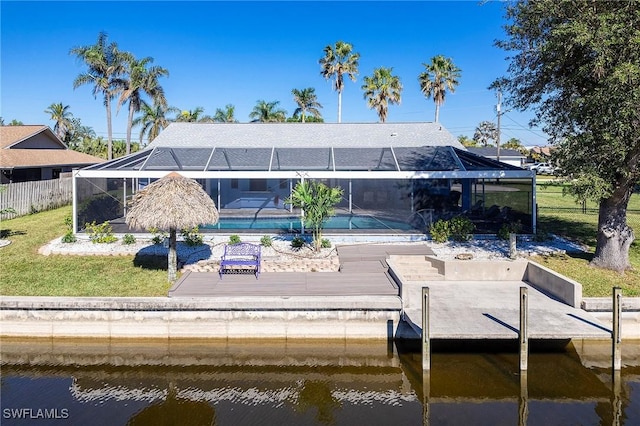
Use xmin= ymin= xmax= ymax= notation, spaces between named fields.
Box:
xmin=0 ymin=178 xmax=72 ymax=219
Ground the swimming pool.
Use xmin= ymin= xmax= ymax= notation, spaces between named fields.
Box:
xmin=203 ymin=215 xmax=415 ymax=231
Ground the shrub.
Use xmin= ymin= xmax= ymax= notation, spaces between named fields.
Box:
xmin=450 ymin=216 xmax=475 ymax=242
xmin=85 ymin=221 xmax=117 ymax=244
xmin=61 ymin=216 xmax=76 ymax=243
xmin=320 ymin=238 xmax=331 ymax=248
xmin=122 ymin=233 xmax=136 ymax=245
xmin=181 ymin=226 xmax=204 ymax=246
xmin=291 ymin=235 xmax=305 ymax=249
xmin=429 ymin=219 xmax=450 ymax=243
xmin=260 ymin=235 xmax=273 ymax=247
xmin=498 ymin=221 xmax=523 ymax=241
xmin=229 ymin=234 xmax=241 ymax=245
xmin=61 ymin=232 xmax=76 ymax=243
xmin=149 ymin=227 xmax=168 ymax=245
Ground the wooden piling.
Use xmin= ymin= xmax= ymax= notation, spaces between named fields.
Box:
xmin=422 ymin=287 xmax=430 ymax=371
xmin=519 ymin=287 xmax=528 ymax=371
xmin=612 ymin=286 xmax=622 ymax=371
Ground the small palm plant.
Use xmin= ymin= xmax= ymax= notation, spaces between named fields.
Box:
xmin=286 ymin=181 xmax=343 ymax=252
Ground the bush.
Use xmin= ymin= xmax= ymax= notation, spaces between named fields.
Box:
xmin=291 ymin=235 xmax=305 ymax=249
xmin=260 ymin=235 xmax=273 ymax=247
xmin=229 ymin=234 xmax=241 ymax=245
xmin=61 ymin=232 xmax=76 ymax=243
xmin=320 ymin=238 xmax=331 ymax=248
xmin=430 ymin=219 xmax=450 ymax=243
xmin=498 ymin=221 xmax=523 ymax=241
xmin=122 ymin=233 xmax=136 ymax=245
xmin=85 ymin=221 xmax=117 ymax=244
xmin=61 ymin=216 xmax=76 ymax=243
xmin=149 ymin=227 xmax=168 ymax=245
xmin=449 ymin=216 xmax=475 ymax=242
xmin=181 ymin=226 xmax=204 ymax=246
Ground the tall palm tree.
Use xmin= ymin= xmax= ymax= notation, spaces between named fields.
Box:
xmin=418 ymin=55 xmax=461 ymax=123
xmin=213 ymin=104 xmax=238 ymax=123
xmin=132 ymin=100 xmax=179 ymax=144
xmin=291 ymin=88 xmax=323 ymax=123
xmin=319 ymin=41 xmax=360 ymax=123
xmin=175 ymin=107 xmax=206 ymax=122
xmin=44 ymin=102 xmax=73 ymax=140
xmin=361 ymin=67 xmax=403 ymax=123
xmin=70 ymin=32 xmax=129 ymax=160
xmin=117 ymin=55 xmax=169 ymax=154
xmin=249 ymin=100 xmax=287 ymax=123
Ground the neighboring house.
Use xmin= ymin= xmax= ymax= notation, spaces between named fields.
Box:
xmin=527 ymin=146 xmax=553 ymax=164
xmin=0 ymin=125 xmax=103 ymax=183
xmin=74 ymin=122 xmax=535 ymax=234
xmin=467 ymin=147 xmax=527 ymax=168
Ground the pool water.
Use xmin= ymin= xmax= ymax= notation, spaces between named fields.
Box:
xmin=204 ymin=215 xmax=415 ymax=231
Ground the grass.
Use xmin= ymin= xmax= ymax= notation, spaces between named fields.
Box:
xmin=1 ymin=182 xmax=640 ymax=297
xmin=0 ymin=206 xmax=171 ymax=296
xmin=532 ymin=179 xmax=640 ymax=297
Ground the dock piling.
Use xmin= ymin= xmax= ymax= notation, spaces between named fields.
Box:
xmin=612 ymin=286 xmax=622 ymax=371
xmin=422 ymin=286 xmax=430 ymax=371
xmin=519 ymin=287 xmax=528 ymax=371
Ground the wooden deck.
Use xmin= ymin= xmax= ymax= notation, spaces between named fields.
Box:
xmin=168 ymin=244 xmax=433 ymax=298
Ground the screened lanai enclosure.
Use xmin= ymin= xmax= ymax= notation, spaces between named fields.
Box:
xmin=72 ymin=123 xmax=536 ymax=235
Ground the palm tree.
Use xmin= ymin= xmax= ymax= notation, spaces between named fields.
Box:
xmin=213 ymin=104 xmax=238 ymax=123
xmin=319 ymin=41 xmax=360 ymax=123
xmin=70 ymin=32 xmax=129 ymax=160
xmin=175 ymin=107 xmax=206 ymax=122
xmin=361 ymin=67 xmax=403 ymax=123
xmin=132 ymin=100 xmax=179 ymax=144
xmin=291 ymin=88 xmax=323 ymax=123
xmin=473 ymin=121 xmax=498 ymax=147
xmin=418 ymin=55 xmax=461 ymax=122
xmin=44 ymin=102 xmax=73 ymax=140
xmin=117 ymin=55 xmax=169 ymax=155
xmin=249 ymin=100 xmax=287 ymax=123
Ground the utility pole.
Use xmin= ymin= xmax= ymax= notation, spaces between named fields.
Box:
xmin=496 ymin=90 xmax=502 ymax=163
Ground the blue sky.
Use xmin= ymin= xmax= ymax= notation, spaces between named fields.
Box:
xmin=1 ymin=0 xmax=549 ymax=146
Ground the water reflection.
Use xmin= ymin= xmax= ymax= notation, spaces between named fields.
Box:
xmin=1 ymin=338 xmax=638 ymax=425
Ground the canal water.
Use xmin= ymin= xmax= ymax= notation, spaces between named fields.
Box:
xmin=1 ymin=338 xmax=638 ymax=425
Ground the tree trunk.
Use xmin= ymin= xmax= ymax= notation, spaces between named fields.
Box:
xmin=337 ymin=90 xmax=342 ymax=123
xmin=168 ymin=227 xmax=177 ymax=282
xmin=434 ymin=103 xmax=440 ymax=123
xmin=126 ymin=102 xmax=134 ymax=155
xmin=106 ymin=97 xmax=113 ymax=160
xmin=591 ymin=186 xmax=634 ymax=272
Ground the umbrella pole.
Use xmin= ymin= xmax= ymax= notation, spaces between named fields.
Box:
xmin=168 ymin=227 xmax=177 ymax=283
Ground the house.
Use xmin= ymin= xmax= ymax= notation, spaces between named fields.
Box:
xmin=0 ymin=125 xmax=103 ymax=183
xmin=467 ymin=147 xmax=527 ymax=168
xmin=73 ymin=122 xmax=536 ymax=235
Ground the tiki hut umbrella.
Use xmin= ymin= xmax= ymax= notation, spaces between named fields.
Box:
xmin=126 ymin=172 xmax=219 ymax=282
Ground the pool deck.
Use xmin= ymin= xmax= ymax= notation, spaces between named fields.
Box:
xmin=168 ymin=244 xmax=434 ymax=297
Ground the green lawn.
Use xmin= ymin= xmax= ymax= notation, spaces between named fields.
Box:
xmin=1 ymin=183 xmax=639 ymax=297
xmin=0 ymin=206 xmax=171 ymax=296
xmin=533 ymin=179 xmax=640 ymax=297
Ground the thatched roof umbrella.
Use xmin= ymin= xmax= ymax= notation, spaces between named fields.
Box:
xmin=126 ymin=172 xmax=219 ymax=282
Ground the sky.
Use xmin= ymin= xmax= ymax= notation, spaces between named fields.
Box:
xmin=0 ymin=0 xmax=550 ymax=146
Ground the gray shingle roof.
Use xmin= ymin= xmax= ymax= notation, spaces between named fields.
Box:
xmin=467 ymin=147 xmax=525 ymax=158
xmin=148 ymin=122 xmax=462 ymax=149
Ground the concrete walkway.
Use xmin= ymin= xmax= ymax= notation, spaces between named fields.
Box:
xmin=403 ymin=280 xmax=612 ymax=340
